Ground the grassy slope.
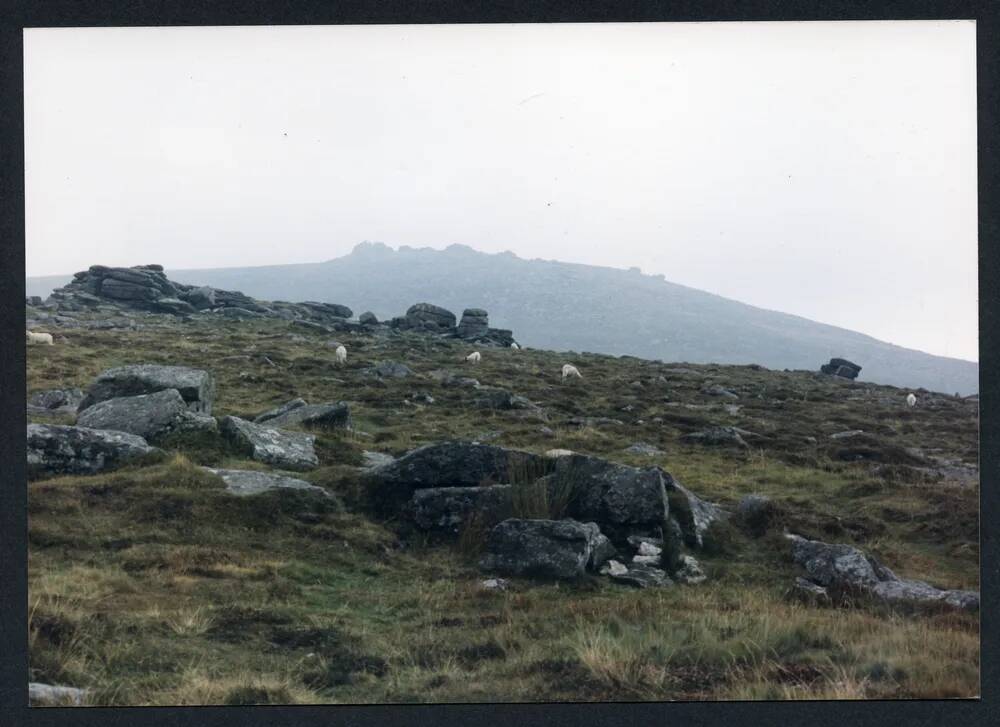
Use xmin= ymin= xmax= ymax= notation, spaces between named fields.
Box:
xmin=26 ymin=317 xmax=980 ymax=703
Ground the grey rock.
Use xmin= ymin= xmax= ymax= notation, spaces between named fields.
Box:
xmin=254 ymin=398 xmax=308 ymax=424
xmin=27 ymin=423 xmax=159 ymax=477
xmin=481 ymin=578 xmax=510 ymax=591
xmin=429 ymin=369 xmax=480 ymax=388
xmin=674 ymin=554 xmax=707 ymax=585
xmin=406 ymin=485 xmax=513 ymax=534
xmin=830 ymin=430 xmax=865 ymax=440
xmin=790 ymin=577 xmax=831 ymax=604
xmin=664 ymin=478 xmax=726 ymax=549
xmin=624 ymin=442 xmax=664 ymax=456
xmin=28 ymin=387 xmax=84 ymax=411
xmin=585 ymin=524 xmax=617 ymax=570
xmin=180 ymin=286 xmax=216 ymax=309
xmin=786 ymin=534 xmax=978 ymax=611
xmin=702 ymin=384 xmax=739 ymax=399
xmin=479 ymin=518 xmax=595 ymax=580
xmin=361 ymin=451 xmax=396 ymax=469
xmin=366 ymin=441 xmax=549 ymax=516
xmin=221 ymin=306 xmax=263 ymax=319
xmin=79 ymin=364 xmax=215 ymax=414
xmin=205 ymin=468 xmax=334 ymax=498
xmin=681 ymin=426 xmax=750 ymax=449
xmin=457 ymin=308 xmax=489 ymax=338
xmin=76 ymin=388 xmax=217 ymax=442
xmin=220 ymin=416 xmax=319 ymax=471
xmin=259 ymin=401 xmax=352 ymax=430
xmin=359 ymin=311 xmax=379 ymax=325
xmin=403 ymin=302 xmax=457 ymax=331
xmin=151 ymin=297 xmax=196 ymax=315
xmin=367 ymin=361 xmax=415 ymax=379
xmin=548 ymin=454 xmax=670 ymax=545
xmin=600 ymin=559 xmax=629 ymax=577
xmin=609 ymin=563 xmax=673 ymax=589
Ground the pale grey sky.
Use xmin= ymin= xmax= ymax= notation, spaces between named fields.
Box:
xmin=24 ymin=21 xmax=978 ymax=361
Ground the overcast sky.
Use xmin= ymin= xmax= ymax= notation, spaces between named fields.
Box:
xmin=24 ymin=21 xmax=978 ymax=361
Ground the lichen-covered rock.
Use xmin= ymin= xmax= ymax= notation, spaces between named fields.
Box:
xmin=366 ymin=441 xmax=549 ymax=516
xmin=406 ymin=485 xmax=513 ymax=534
xmin=664 ymin=478 xmax=727 ymax=549
xmin=76 ymin=388 xmax=217 ymax=442
xmin=256 ymin=401 xmax=352 ymax=430
xmin=205 ymin=468 xmax=335 ymax=499
xmin=786 ymin=534 xmax=978 ymax=611
xmin=402 ymin=302 xmax=457 ymax=331
xmin=27 ymin=424 xmax=160 ymax=477
xmin=479 ymin=518 xmax=596 ymax=580
xmin=254 ymin=398 xmax=308 ymax=424
xmin=28 ymin=387 xmax=84 ymax=411
xmin=220 ymin=416 xmax=319 ymax=471
xmin=78 ymin=364 xmax=215 ymax=414
xmin=608 ymin=563 xmax=673 ymax=589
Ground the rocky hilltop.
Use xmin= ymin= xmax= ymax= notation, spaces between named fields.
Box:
xmin=30 ymin=263 xmax=516 ymax=347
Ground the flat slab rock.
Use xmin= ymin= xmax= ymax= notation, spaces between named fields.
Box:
xmin=220 ymin=416 xmax=319 ymax=471
xmin=78 ymin=364 xmax=216 ymax=414
xmin=205 ymin=468 xmax=332 ymax=498
xmin=607 ymin=563 xmax=674 ymax=589
xmin=29 ymin=682 xmax=88 ymax=706
xmin=27 ymin=423 xmax=160 ymax=477
xmin=76 ymin=388 xmax=217 ymax=442
xmin=479 ymin=518 xmax=607 ymax=580
xmin=786 ymin=534 xmax=979 ymax=611
xmin=254 ymin=400 xmax=352 ymax=430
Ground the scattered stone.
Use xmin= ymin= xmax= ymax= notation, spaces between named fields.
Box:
xmin=624 ymin=442 xmax=663 ymax=456
xmin=600 ymin=559 xmax=629 ymax=577
xmin=220 ymin=416 xmax=319 ymax=471
xmin=674 ymin=554 xmax=707 ymax=585
xmin=702 ymin=384 xmax=739 ymax=399
xmin=609 ymin=563 xmax=673 ymax=589
xmin=76 ymin=388 xmax=217 ymax=442
xmin=257 ymin=401 xmax=352 ymax=430
xmin=366 ymin=361 xmax=415 ymax=379
xmin=785 ymin=534 xmax=978 ymax=611
xmin=632 ymin=554 xmax=661 ymax=566
xmin=429 ymin=369 xmax=480 ymax=388
xmin=637 ymin=541 xmax=662 ymax=557
xmin=206 ymin=468 xmax=335 ymax=498
xmin=479 ymin=518 xmax=597 ymax=580
xmin=254 ymin=398 xmax=308 ymax=424
xmin=789 ymin=576 xmax=831 ymax=605
xmin=481 ymin=578 xmax=509 ymax=591
xmin=681 ymin=426 xmax=750 ymax=449
xmin=830 ymin=430 xmax=865 ymax=440
xmin=27 ymin=423 xmax=160 ymax=477
xmin=78 ymin=364 xmax=215 ymax=414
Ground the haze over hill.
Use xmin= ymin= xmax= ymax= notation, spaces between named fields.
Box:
xmin=26 ymin=242 xmax=978 ymax=395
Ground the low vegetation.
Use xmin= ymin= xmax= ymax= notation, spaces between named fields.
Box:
xmin=26 ymin=316 xmax=980 ymax=703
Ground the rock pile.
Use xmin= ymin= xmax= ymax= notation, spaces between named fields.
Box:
xmin=77 ymin=364 xmax=216 ymax=414
xmin=820 ymin=357 xmax=862 ymax=380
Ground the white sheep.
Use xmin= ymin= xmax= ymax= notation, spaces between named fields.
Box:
xmin=561 ymin=363 xmax=582 ymax=380
xmin=510 ymin=342 xmax=520 ymax=350
xmin=466 ymin=351 xmax=481 ymax=364
xmin=545 ymin=448 xmax=575 ymax=458
xmin=26 ymin=331 xmax=53 ymax=346
xmin=334 ymin=345 xmax=347 ymax=366
xmin=906 ymin=393 xmax=917 ymax=407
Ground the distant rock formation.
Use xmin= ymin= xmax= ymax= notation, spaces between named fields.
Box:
xmin=821 ymin=357 xmax=862 ymax=380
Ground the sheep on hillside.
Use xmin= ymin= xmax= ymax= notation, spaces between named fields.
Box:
xmin=466 ymin=351 xmax=481 ymax=364
xmin=906 ymin=393 xmax=917 ymax=407
xmin=334 ymin=345 xmax=347 ymax=366
xmin=26 ymin=331 xmax=53 ymax=345
xmin=562 ymin=363 xmax=582 ymax=380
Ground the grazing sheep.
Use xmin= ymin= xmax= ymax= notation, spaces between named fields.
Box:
xmin=561 ymin=364 xmax=582 ymax=380
xmin=26 ymin=331 xmax=53 ymax=346
xmin=466 ymin=351 xmax=481 ymax=364
xmin=334 ymin=345 xmax=347 ymax=366
xmin=545 ymin=448 xmax=575 ymax=458
xmin=906 ymin=393 xmax=917 ymax=407
xmin=510 ymin=342 xmax=520 ymax=350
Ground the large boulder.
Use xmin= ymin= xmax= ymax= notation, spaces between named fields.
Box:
xmin=359 ymin=311 xmax=379 ymax=325
xmin=256 ymin=401 xmax=352 ymax=430
xmin=820 ymin=358 xmax=862 ymax=379
xmin=299 ymin=301 xmax=353 ymax=320
xmin=403 ymin=302 xmax=457 ymax=331
xmin=479 ymin=518 xmax=603 ymax=580
xmin=786 ymin=534 xmax=978 ymax=611
xmin=205 ymin=468 xmax=335 ymax=499
xmin=78 ymin=364 xmax=216 ymax=414
xmin=220 ymin=416 xmax=319 ymax=471
xmin=179 ymin=285 xmax=216 ymax=309
xmin=456 ymin=308 xmax=489 ymax=339
xmin=27 ymin=423 xmax=160 ymax=477
xmin=406 ymin=485 xmax=513 ymax=535
xmin=546 ymin=454 xmax=670 ymax=545
xmin=366 ymin=441 xmax=550 ymax=516
xmin=76 ymin=388 xmax=217 ymax=442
